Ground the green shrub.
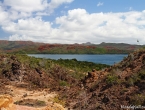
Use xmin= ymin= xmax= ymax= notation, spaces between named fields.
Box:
xmin=139 ymin=70 xmax=145 ymax=80
xmin=36 ymin=100 xmax=46 ymax=106
xmin=14 ymin=99 xmax=46 ymax=107
xmin=59 ymin=80 xmax=69 ymax=86
xmin=127 ymin=78 xmax=134 ymax=86
xmin=53 ymin=95 xmax=66 ymax=107
xmin=106 ymin=74 xmax=118 ymax=85
xmin=130 ymin=94 xmax=145 ymax=105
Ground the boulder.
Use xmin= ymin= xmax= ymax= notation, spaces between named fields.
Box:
xmin=0 ymin=95 xmax=16 ymax=110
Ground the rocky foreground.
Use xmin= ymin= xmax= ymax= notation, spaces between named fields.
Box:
xmin=0 ymin=95 xmax=65 ymax=110
xmin=0 ymin=54 xmax=72 ymax=110
xmin=63 ymin=49 xmax=145 ymax=109
xmin=0 ymin=49 xmax=145 ymax=110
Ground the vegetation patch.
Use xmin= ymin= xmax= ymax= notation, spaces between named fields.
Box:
xmin=130 ymin=94 xmax=145 ymax=105
xmin=53 ymin=95 xmax=66 ymax=107
xmin=106 ymin=74 xmax=118 ymax=85
xmin=59 ymin=80 xmax=69 ymax=87
xmin=14 ymin=99 xmax=46 ymax=107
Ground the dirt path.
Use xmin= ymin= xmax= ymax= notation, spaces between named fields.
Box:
xmin=3 ymin=82 xmax=65 ymax=110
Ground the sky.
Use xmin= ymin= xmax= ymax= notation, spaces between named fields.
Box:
xmin=0 ymin=0 xmax=145 ymax=44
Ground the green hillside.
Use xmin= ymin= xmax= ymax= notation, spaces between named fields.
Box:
xmin=0 ymin=40 xmax=143 ymax=54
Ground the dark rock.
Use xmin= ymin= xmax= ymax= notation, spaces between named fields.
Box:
xmin=102 ymin=95 xmax=110 ymax=103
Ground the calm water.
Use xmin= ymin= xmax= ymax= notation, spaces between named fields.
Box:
xmin=27 ymin=54 xmax=128 ymax=65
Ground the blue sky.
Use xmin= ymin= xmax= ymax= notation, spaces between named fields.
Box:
xmin=0 ymin=0 xmax=145 ymax=44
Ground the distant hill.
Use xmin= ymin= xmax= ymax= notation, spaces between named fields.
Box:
xmin=82 ymin=42 xmax=95 ymax=45
xmin=0 ymin=40 xmax=143 ymax=54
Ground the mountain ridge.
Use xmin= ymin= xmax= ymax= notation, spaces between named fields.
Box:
xmin=0 ymin=40 xmax=143 ymax=54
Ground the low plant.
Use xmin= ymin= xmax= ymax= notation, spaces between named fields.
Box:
xmin=14 ymin=99 xmax=46 ymax=107
xmin=59 ymin=80 xmax=69 ymax=86
xmin=53 ymin=95 xmax=66 ymax=107
xmin=138 ymin=69 xmax=145 ymax=80
xmin=106 ymin=74 xmax=118 ymax=85
xmin=127 ymin=78 xmax=134 ymax=86
xmin=130 ymin=94 xmax=145 ymax=105
xmin=36 ymin=100 xmax=46 ymax=106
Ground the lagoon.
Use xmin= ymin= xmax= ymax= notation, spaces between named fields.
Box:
xmin=27 ymin=54 xmax=128 ymax=65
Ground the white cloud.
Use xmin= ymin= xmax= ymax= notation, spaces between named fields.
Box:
xmin=56 ymin=9 xmax=144 ymax=43
xmin=48 ymin=0 xmax=73 ymax=14
xmin=97 ymin=2 xmax=103 ymax=7
xmin=5 ymin=17 xmax=62 ymax=43
xmin=0 ymin=0 xmax=47 ymax=22
xmin=2 ymin=0 xmax=74 ymax=19
xmin=4 ymin=17 xmax=53 ymax=36
xmin=0 ymin=6 xmax=9 ymax=25
xmin=0 ymin=0 xmax=145 ymax=44
xmin=4 ymin=0 xmax=48 ymax=12
xmin=6 ymin=9 xmax=145 ymax=44
xmin=9 ymin=34 xmax=34 ymax=41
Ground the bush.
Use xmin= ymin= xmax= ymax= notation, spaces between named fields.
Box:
xmin=139 ymin=70 xmax=145 ymax=80
xmin=36 ymin=100 xmax=46 ymax=106
xmin=53 ymin=95 xmax=66 ymax=107
xmin=106 ymin=74 xmax=118 ymax=85
xmin=59 ymin=80 xmax=69 ymax=86
xmin=130 ymin=94 xmax=145 ymax=105
xmin=14 ymin=99 xmax=46 ymax=107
